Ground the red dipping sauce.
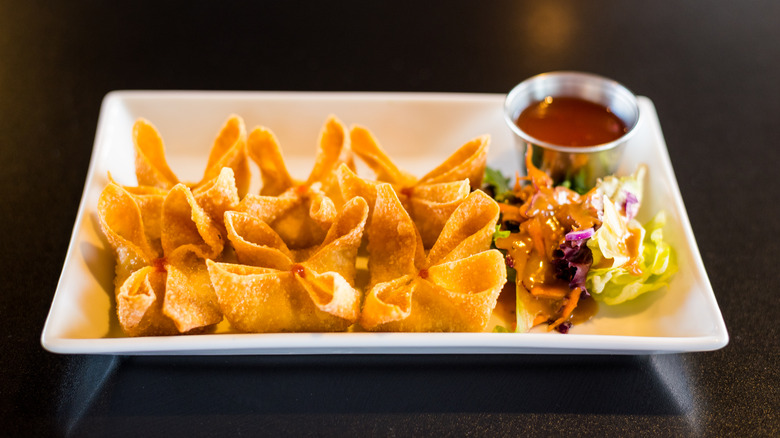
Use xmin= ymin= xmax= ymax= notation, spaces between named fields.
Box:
xmin=515 ymin=96 xmax=628 ymax=147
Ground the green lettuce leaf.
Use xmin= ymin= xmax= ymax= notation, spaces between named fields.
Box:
xmin=597 ymin=164 xmax=646 ymax=215
xmin=492 ymin=224 xmax=510 ymax=240
xmin=589 ymin=196 xmax=644 ymax=269
xmin=492 ymin=325 xmax=511 ymax=333
xmin=586 ymin=211 xmax=677 ymax=305
xmin=491 ymin=224 xmax=516 ymax=283
xmin=483 ymin=167 xmax=512 ymax=202
xmin=514 ymin=283 xmax=535 ymax=333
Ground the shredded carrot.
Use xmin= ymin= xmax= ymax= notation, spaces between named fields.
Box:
xmin=499 ymin=202 xmax=525 ymax=223
xmin=514 ymin=171 xmax=524 ymax=189
xmin=548 ymin=287 xmax=582 ymax=331
xmin=532 ymin=314 xmax=548 ymax=327
xmin=524 ymin=146 xmax=553 ymax=186
xmin=582 ymin=186 xmax=598 ymax=198
xmin=530 ymin=284 xmax=569 ymax=299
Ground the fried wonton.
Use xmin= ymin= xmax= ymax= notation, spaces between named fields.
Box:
xmin=358 ymin=184 xmax=506 ymax=332
xmin=207 ymin=196 xmax=369 ymax=332
xmin=191 ymin=167 xmax=241 ymax=234
xmin=98 ymin=181 xmax=225 ymax=336
xmin=338 ymin=164 xmax=470 ymax=248
xmin=238 ymin=115 xmax=354 ymax=250
xmin=343 ymin=125 xmax=490 ymax=247
xmin=247 ymin=115 xmax=354 ymax=204
xmin=133 ymin=114 xmax=250 ymax=198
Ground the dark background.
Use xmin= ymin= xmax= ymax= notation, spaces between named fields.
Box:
xmin=1 ymin=1 xmax=778 ymax=436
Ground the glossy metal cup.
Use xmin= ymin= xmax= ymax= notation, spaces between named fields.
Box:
xmin=504 ymin=71 xmax=640 ymax=191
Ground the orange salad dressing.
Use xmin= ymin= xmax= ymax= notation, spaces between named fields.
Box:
xmin=493 ymin=148 xmax=605 ymax=332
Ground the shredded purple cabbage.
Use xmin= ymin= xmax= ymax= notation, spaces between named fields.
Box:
xmin=555 ymin=321 xmax=572 ymax=334
xmin=623 ymin=191 xmax=639 ymax=221
xmin=551 ymin=237 xmax=593 ymax=297
xmin=565 ymin=227 xmax=594 ymax=241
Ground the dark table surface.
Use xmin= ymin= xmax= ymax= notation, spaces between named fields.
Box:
xmin=2 ymin=1 xmax=778 ymax=436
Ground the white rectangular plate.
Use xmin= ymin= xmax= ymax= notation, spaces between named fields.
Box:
xmin=41 ymin=91 xmax=728 ymax=355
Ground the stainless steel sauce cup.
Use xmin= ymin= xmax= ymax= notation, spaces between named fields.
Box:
xmin=504 ymin=71 xmax=640 ymax=191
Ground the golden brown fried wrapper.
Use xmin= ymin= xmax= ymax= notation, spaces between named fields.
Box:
xmin=133 ymin=119 xmax=179 ymax=190
xmin=248 ymin=115 xmax=354 ymax=203
xmin=161 ymin=250 xmax=222 ymax=334
xmin=224 ymin=211 xmax=295 ymax=270
xmin=418 ymin=134 xmax=490 ymax=190
xmin=403 ymin=180 xmax=471 ymax=249
xmin=113 ymin=184 xmax=167 ymax=248
xmin=336 ymin=163 xmax=380 ymax=212
xmin=98 ymin=182 xmax=225 ymax=336
xmin=162 ymin=184 xmax=224 ymax=261
xmin=337 ymin=164 xmax=470 ymax=248
xmin=306 ymin=115 xmax=355 ymax=194
xmin=116 ymin=267 xmax=177 ymax=337
xmin=229 ymin=196 xmax=367 ymax=273
xmin=350 ymin=124 xmax=489 ymax=190
xmin=360 ymin=252 xmax=507 ymax=332
xmin=358 ymin=184 xmax=506 ymax=332
xmin=306 ymin=196 xmax=371 ymax=283
xmin=207 ymin=197 xmax=369 ymax=332
xmin=364 ymin=184 xmax=426 ymax=287
xmin=107 ymin=167 xmax=237 ymax=256
xmin=200 ymin=115 xmax=250 ymax=198
xmin=425 ymin=185 xmax=500 ymax=265
xmin=246 ymin=126 xmax=294 ymax=197
xmin=237 ymin=184 xmax=338 ymax=251
xmin=133 ymin=115 xmax=249 ymax=197
xmin=349 ymin=125 xmax=418 ymax=187
xmin=192 ymin=167 xmax=240 ymax=233
xmin=98 ymin=182 xmax=158 ymax=284
xmin=344 ymin=125 xmax=489 ymax=247
xmin=207 ymin=262 xmax=359 ymax=332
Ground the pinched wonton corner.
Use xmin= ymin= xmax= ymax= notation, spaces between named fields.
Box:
xmin=130 ymin=115 xmax=247 ymax=233
xmin=247 ymin=115 xmax=354 ymax=204
xmin=342 ymin=125 xmax=490 ymax=248
xmin=133 ymin=114 xmax=251 ymax=198
xmin=349 ymin=124 xmax=489 ymax=190
xmin=98 ymin=181 xmax=225 ymax=336
xmin=358 ymin=184 xmax=507 ymax=332
xmin=111 ymin=165 xmax=240 ymax=241
xmin=207 ymin=196 xmax=369 ymax=333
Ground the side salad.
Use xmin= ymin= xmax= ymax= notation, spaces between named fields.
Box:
xmin=484 ymin=148 xmax=677 ymax=333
